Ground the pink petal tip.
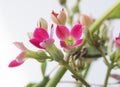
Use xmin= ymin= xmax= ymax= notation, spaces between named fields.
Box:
xmin=8 ymin=59 xmax=24 ymax=67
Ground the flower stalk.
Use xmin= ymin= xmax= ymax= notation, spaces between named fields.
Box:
xmin=45 ymin=66 xmax=67 ymax=87
xmin=104 ymin=63 xmax=114 ymax=87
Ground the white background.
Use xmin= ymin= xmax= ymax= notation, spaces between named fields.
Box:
xmin=0 ymin=0 xmax=120 ymax=87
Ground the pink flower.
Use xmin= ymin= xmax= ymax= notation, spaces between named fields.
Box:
xmin=56 ymin=24 xmax=83 ymax=50
xmin=29 ymin=25 xmax=54 ymax=49
xmin=8 ymin=42 xmax=27 ymax=67
xmin=116 ymin=34 xmax=120 ymax=48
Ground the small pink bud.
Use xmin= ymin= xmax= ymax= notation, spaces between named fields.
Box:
xmin=79 ymin=14 xmax=93 ymax=28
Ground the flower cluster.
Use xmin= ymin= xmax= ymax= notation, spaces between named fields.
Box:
xmin=9 ymin=9 xmax=84 ymax=67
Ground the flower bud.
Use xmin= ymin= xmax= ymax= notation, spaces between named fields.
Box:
xmin=79 ymin=14 xmax=93 ymax=28
xmin=110 ymin=50 xmax=120 ymax=67
xmin=77 ymin=60 xmax=85 ymax=70
xmin=37 ymin=18 xmax=48 ymax=30
xmin=100 ymin=24 xmax=108 ymax=43
xmin=58 ymin=0 xmax=67 ymax=5
xmin=51 ymin=9 xmax=67 ymax=25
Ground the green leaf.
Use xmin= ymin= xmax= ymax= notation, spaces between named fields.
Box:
xmin=41 ymin=61 xmax=47 ymax=77
xmin=108 ymin=5 xmax=120 ymax=19
xmin=26 ymin=83 xmax=36 ymax=87
xmin=85 ymin=46 xmax=107 ymax=58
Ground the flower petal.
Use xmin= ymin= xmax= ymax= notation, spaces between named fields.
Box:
xmin=51 ymin=11 xmax=59 ymax=24
xmin=71 ymin=24 xmax=82 ymax=40
xmin=29 ymin=38 xmax=44 ymax=49
xmin=33 ymin=28 xmax=49 ymax=41
xmin=13 ymin=42 xmax=26 ymax=51
xmin=60 ymin=41 xmax=71 ymax=50
xmin=73 ymin=39 xmax=83 ymax=47
xmin=56 ymin=25 xmax=70 ymax=40
xmin=8 ymin=59 xmax=24 ymax=67
xmin=16 ymin=51 xmax=26 ymax=61
xmin=51 ymin=10 xmax=58 ymax=18
xmin=57 ymin=9 xmax=67 ymax=25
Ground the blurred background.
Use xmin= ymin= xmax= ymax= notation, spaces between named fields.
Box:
xmin=0 ymin=0 xmax=120 ymax=87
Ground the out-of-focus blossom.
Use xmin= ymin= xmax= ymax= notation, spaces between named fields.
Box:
xmin=79 ymin=14 xmax=93 ymax=28
xmin=8 ymin=42 xmax=27 ymax=67
xmin=111 ymin=74 xmax=120 ymax=81
xmin=116 ymin=34 xmax=120 ymax=48
xmin=56 ymin=24 xmax=83 ymax=50
xmin=51 ymin=9 xmax=67 ymax=25
xmin=29 ymin=24 xmax=54 ymax=49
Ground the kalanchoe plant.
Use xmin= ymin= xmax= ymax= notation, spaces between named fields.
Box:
xmin=9 ymin=0 xmax=120 ymax=87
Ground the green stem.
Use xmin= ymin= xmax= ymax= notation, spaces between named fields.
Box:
xmin=97 ymin=47 xmax=109 ymax=65
xmin=78 ymin=64 xmax=91 ymax=87
xmin=90 ymin=1 xmax=120 ymax=33
xmin=104 ymin=63 xmax=114 ymax=87
xmin=64 ymin=4 xmax=73 ymax=26
xmin=83 ymin=63 xmax=91 ymax=79
xmin=62 ymin=61 xmax=91 ymax=87
xmin=33 ymin=76 xmax=50 ymax=87
xmin=45 ymin=66 xmax=67 ymax=87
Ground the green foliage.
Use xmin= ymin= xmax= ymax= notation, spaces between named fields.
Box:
xmin=26 ymin=83 xmax=36 ymax=87
xmin=108 ymin=5 xmax=120 ymax=19
xmin=85 ymin=46 xmax=107 ymax=58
